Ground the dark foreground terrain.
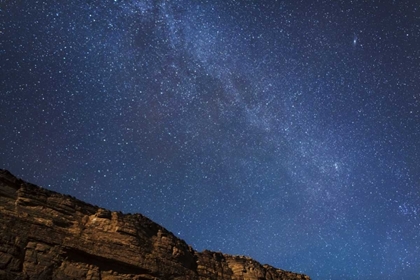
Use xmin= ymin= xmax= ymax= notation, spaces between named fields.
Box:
xmin=0 ymin=169 xmax=310 ymax=280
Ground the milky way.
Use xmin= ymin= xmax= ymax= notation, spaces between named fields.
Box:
xmin=1 ymin=1 xmax=419 ymax=279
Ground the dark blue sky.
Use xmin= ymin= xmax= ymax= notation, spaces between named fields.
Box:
xmin=1 ymin=0 xmax=419 ymax=279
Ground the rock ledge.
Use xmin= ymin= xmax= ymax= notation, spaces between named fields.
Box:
xmin=0 ymin=169 xmax=310 ymax=280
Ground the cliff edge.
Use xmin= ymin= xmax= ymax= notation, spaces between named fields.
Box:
xmin=0 ymin=169 xmax=310 ymax=280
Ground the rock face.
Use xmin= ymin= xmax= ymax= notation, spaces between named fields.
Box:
xmin=0 ymin=169 xmax=310 ymax=280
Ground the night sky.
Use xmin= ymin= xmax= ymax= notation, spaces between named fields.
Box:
xmin=1 ymin=0 xmax=420 ymax=279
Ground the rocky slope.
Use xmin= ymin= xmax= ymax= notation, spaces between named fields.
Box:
xmin=0 ymin=169 xmax=310 ymax=280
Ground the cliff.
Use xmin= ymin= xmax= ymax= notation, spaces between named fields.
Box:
xmin=0 ymin=169 xmax=310 ymax=280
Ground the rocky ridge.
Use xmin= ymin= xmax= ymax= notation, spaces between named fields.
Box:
xmin=0 ymin=169 xmax=310 ymax=280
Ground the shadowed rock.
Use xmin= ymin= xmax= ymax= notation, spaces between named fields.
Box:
xmin=0 ymin=169 xmax=310 ymax=280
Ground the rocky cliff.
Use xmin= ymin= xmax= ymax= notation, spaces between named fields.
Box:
xmin=0 ymin=169 xmax=310 ymax=280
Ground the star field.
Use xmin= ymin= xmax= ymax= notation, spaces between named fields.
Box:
xmin=1 ymin=1 xmax=419 ymax=279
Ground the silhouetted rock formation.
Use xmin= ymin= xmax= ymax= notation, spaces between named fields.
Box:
xmin=0 ymin=169 xmax=310 ymax=280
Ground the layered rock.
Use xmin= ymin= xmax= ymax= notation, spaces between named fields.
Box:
xmin=0 ymin=169 xmax=310 ymax=280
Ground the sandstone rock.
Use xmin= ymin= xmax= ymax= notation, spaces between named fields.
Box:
xmin=0 ymin=169 xmax=310 ymax=280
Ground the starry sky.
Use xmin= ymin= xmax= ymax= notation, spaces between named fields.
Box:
xmin=1 ymin=0 xmax=419 ymax=279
